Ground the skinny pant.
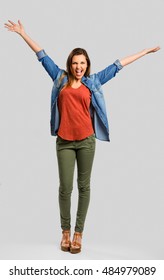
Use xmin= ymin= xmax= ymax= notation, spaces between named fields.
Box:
xmin=56 ymin=134 xmax=95 ymax=233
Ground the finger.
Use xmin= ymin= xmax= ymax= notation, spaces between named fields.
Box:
xmin=4 ymin=26 xmax=14 ymax=32
xmin=18 ymin=19 xmax=23 ymax=27
xmin=4 ymin=23 xmax=12 ymax=28
xmin=8 ymin=20 xmax=16 ymax=26
xmin=153 ymin=46 xmax=160 ymax=52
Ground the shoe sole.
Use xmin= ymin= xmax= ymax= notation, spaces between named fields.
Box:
xmin=70 ymin=248 xmax=81 ymax=254
xmin=61 ymin=246 xmax=70 ymax=252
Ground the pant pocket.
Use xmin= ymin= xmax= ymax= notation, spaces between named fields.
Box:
xmin=56 ymin=136 xmax=73 ymax=151
xmin=85 ymin=134 xmax=96 ymax=150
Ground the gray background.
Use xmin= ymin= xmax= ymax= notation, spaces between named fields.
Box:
xmin=0 ymin=0 xmax=163 ymax=260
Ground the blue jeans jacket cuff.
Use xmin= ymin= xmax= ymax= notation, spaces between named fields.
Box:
xmin=36 ymin=49 xmax=47 ymax=60
xmin=114 ymin=59 xmax=123 ymax=71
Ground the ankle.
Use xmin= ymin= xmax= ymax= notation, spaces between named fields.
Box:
xmin=74 ymin=231 xmax=82 ymax=236
xmin=72 ymin=232 xmax=82 ymax=243
xmin=70 ymin=232 xmax=82 ymax=254
xmin=61 ymin=230 xmax=71 ymax=252
xmin=62 ymin=230 xmax=70 ymax=234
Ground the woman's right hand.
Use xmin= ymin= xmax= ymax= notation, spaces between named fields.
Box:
xmin=4 ymin=19 xmax=42 ymax=53
xmin=4 ymin=20 xmax=25 ymax=36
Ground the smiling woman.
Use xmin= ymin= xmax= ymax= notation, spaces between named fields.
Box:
xmin=4 ymin=19 xmax=160 ymax=255
xmin=66 ymin=48 xmax=91 ymax=88
xmin=71 ymin=55 xmax=87 ymax=81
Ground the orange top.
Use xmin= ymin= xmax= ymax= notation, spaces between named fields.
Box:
xmin=57 ymin=84 xmax=94 ymax=140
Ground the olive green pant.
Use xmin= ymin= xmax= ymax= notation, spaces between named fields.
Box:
xmin=56 ymin=134 xmax=96 ymax=233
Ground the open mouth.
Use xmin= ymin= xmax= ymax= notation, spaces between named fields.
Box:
xmin=75 ymin=69 xmax=83 ymax=75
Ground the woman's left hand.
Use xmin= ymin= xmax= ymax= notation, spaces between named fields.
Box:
xmin=144 ymin=46 xmax=160 ymax=54
xmin=120 ymin=46 xmax=160 ymax=67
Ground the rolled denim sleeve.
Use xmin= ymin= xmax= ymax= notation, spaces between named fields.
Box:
xmin=36 ymin=49 xmax=60 ymax=81
xmin=97 ymin=59 xmax=123 ymax=85
xmin=114 ymin=59 xmax=123 ymax=71
xmin=36 ymin=49 xmax=47 ymax=60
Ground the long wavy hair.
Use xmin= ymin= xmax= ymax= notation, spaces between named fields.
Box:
xmin=63 ymin=48 xmax=91 ymax=87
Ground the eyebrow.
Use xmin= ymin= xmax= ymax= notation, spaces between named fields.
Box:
xmin=72 ymin=61 xmax=86 ymax=63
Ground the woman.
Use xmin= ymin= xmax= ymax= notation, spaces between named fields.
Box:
xmin=4 ymin=20 xmax=160 ymax=254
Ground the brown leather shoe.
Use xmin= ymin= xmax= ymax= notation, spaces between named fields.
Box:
xmin=70 ymin=232 xmax=82 ymax=254
xmin=60 ymin=230 xmax=71 ymax=252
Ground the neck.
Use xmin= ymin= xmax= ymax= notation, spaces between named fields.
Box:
xmin=71 ymin=79 xmax=81 ymax=86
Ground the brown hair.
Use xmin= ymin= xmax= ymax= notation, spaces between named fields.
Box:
xmin=66 ymin=48 xmax=91 ymax=86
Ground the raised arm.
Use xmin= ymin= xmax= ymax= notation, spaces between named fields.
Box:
xmin=4 ymin=19 xmax=62 ymax=81
xmin=4 ymin=20 xmax=42 ymax=53
xmin=120 ymin=46 xmax=160 ymax=67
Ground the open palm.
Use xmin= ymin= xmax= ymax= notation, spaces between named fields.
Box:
xmin=4 ymin=20 xmax=25 ymax=35
xmin=146 ymin=46 xmax=160 ymax=54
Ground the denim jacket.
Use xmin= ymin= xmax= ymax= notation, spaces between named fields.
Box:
xmin=36 ymin=50 xmax=123 ymax=141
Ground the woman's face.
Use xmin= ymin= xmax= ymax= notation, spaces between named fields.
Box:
xmin=71 ymin=54 xmax=88 ymax=81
